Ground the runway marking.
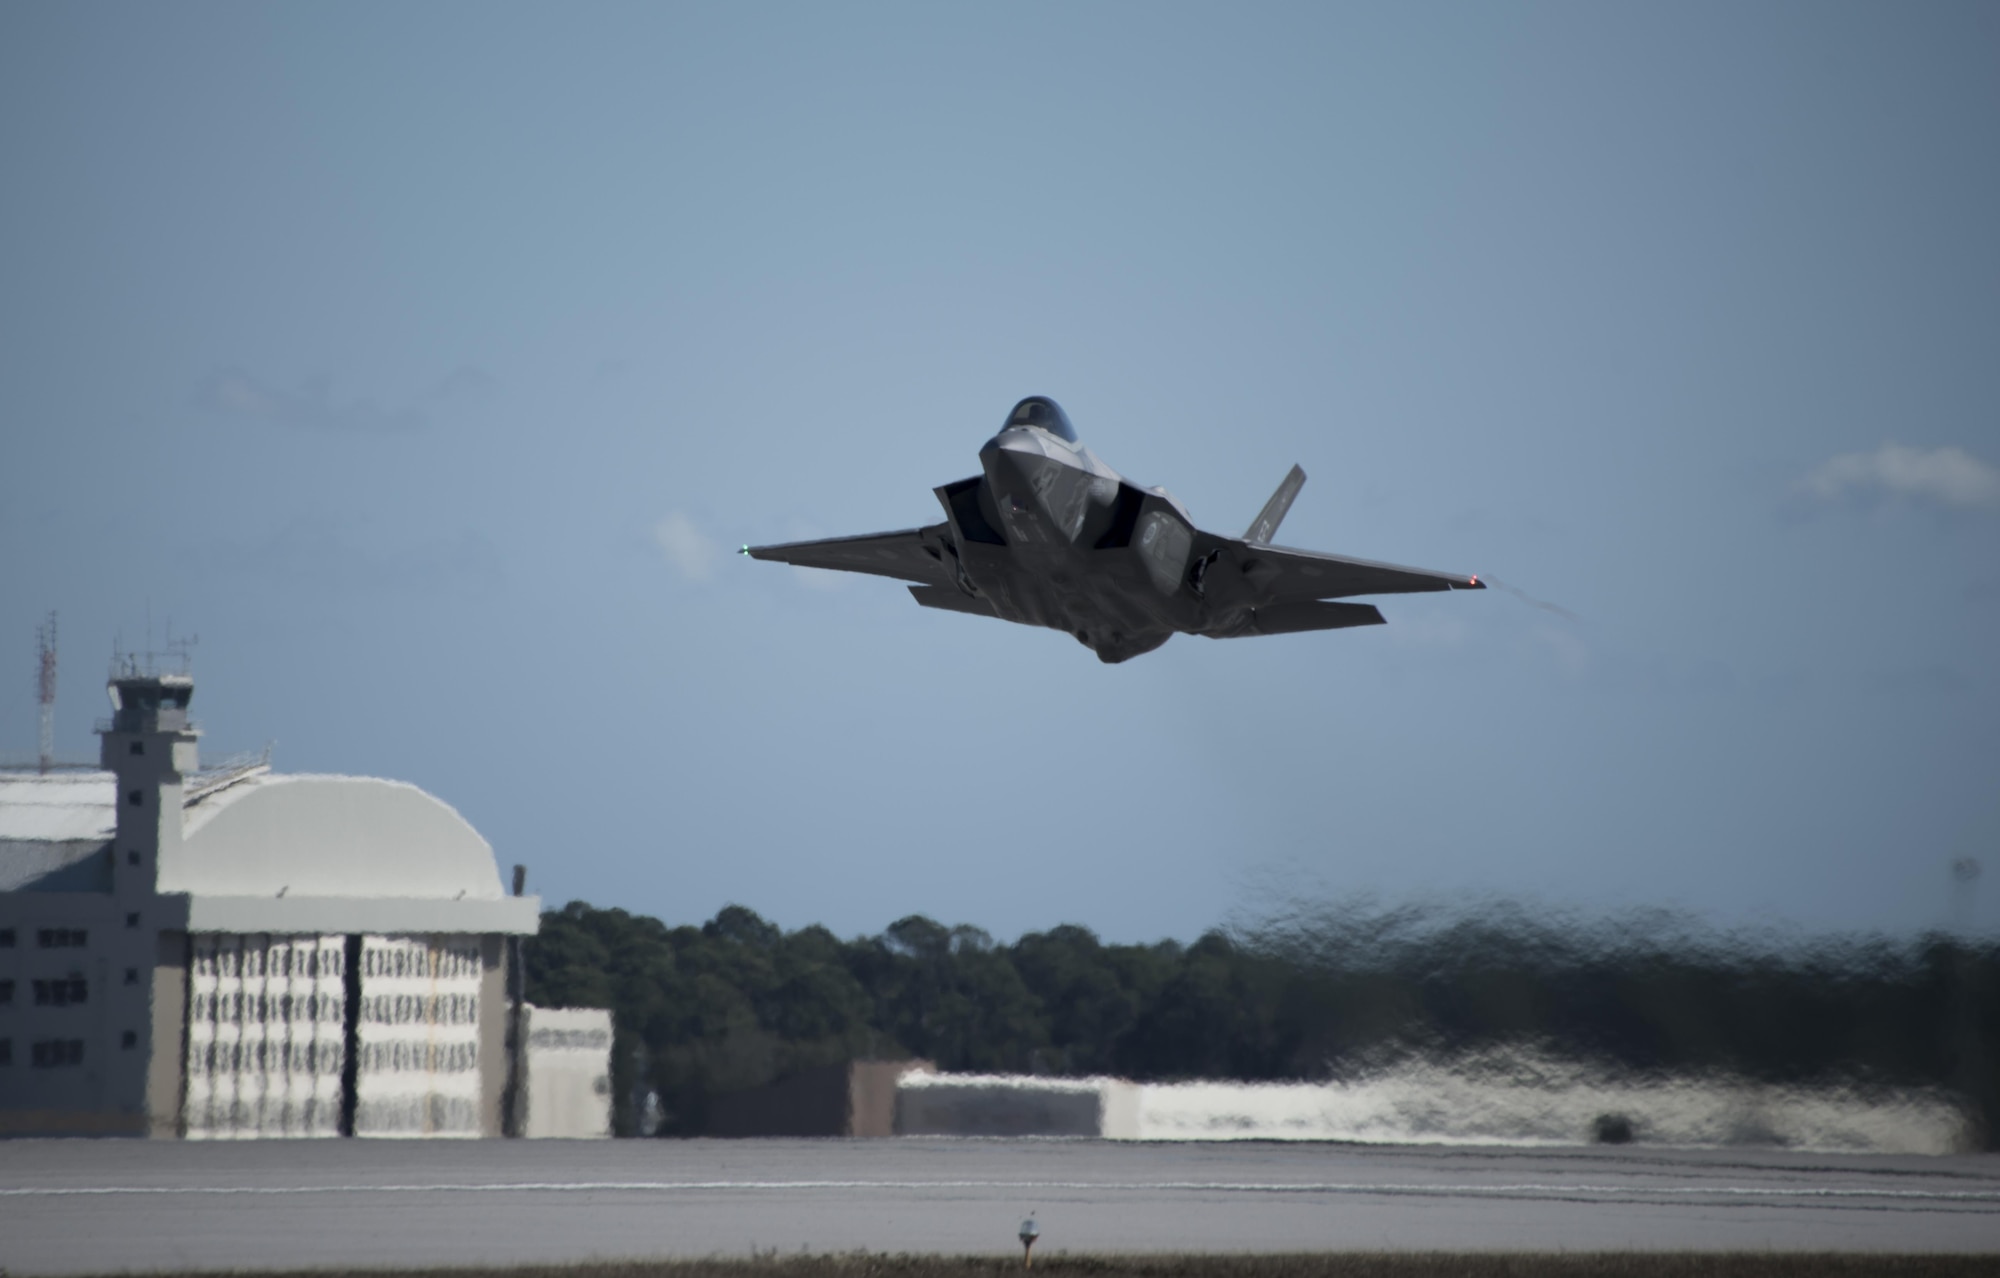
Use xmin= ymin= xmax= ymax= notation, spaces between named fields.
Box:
xmin=5 ymin=1180 xmax=1997 ymax=1204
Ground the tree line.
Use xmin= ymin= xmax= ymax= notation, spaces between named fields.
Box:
xmin=523 ymin=898 xmax=1998 ymax=1144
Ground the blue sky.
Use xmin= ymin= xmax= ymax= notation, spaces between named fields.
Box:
xmin=3 ymin=2 xmax=1996 ymax=943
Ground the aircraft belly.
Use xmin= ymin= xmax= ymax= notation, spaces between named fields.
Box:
xmin=954 ymin=543 xmax=1023 ymax=621
xmin=984 ymin=441 xmax=1121 ymax=549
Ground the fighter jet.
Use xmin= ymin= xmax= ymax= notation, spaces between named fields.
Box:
xmin=744 ymin=396 xmax=1483 ymax=663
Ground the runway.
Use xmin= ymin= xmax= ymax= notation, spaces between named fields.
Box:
xmin=3 ymin=1138 xmax=1997 ymax=1273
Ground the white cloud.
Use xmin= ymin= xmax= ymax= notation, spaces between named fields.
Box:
xmin=192 ymin=367 xmax=426 ymax=434
xmin=1796 ymin=442 xmax=2000 ymax=510
xmin=653 ymin=513 xmax=720 ymax=582
xmin=425 ymin=365 xmax=496 ymax=403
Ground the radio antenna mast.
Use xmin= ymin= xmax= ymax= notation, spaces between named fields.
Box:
xmin=36 ymin=612 xmax=57 ymax=773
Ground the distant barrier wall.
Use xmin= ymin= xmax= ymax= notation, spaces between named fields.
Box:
xmin=697 ymin=1059 xmax=1972 ymax=1153
xmin=705 ymin=1059 xmax=924 ymax=1138
xmin=891 ymin=1058 xmax=1971 ymax=1153
xmin=894 ymin=1072 xmax=1139 ymax=1138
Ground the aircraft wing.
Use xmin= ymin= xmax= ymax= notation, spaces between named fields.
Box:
xmin=742 ymin=523 xmax=956 ymax=588
xmin=1213 ymin=537 xmax=1482 ymax=601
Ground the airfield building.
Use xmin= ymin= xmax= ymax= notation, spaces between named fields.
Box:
xmin=0 ymin=668 xmax=546 ymax=1138
xmin=519 ymin=1006 xmax=615 ymax=1139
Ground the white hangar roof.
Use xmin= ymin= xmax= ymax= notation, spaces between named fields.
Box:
xmin=176 ymin=772 xmax=505 ymax=899
xmin=0 ymin=765 xmax=537 ymax=935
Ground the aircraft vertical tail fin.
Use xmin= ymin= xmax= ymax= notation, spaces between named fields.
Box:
xmin=1244 ymin=464 xmax=1307 ymax=544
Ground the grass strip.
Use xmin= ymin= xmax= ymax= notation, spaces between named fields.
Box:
xmin=72 ymin=1255 xmax=2000 ymax=1278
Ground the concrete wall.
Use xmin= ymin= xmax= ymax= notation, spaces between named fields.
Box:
xmin=478 ymin=935 xmax=507 ymax=1137
xmin=145 ymin=930 xmax=187 ymax=1137
xmin=521 ymin=1005 xmax=612 ymax=1139
xmin=849 ymin=1059 xmax=914 ymax=1137
xmin=894 ymin=1074 xmax=1139 ymax=1137
xmin=0 ymin=1107 xmax=145 ymax=1136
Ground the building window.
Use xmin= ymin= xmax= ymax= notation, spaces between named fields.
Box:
xmin=32 ymin=977 xmax=88 ymax=1007
xmin=127 ymin=789 xmax=143 ymax=807
xmin=36 ymin=928 xmax=87 ymax=948
xmin=125 ymin=913 xmax=140 ymax=928
xmin=30 ymin=1039 xmax=85 ymax=1068
xmin=127 ymin=849 xmax=140 ymax=866
xmin=129 ymin=740 xmax=144 ymax=755
xmin=0 ymin=1039 xmax=10 ymax=1066
xmin=124 ymin=968 xmax=140 ymax=985
xmin=0 ymin=979 xmax=12 ymax=1005
xmin=122 ymin=1030 xmax=138 ymax=1049
xmin=0 ymin=928 xmax=14 ymax=947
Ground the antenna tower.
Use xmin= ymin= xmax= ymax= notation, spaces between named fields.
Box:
xmin=36 ymin=611 xmax=57 ymax=773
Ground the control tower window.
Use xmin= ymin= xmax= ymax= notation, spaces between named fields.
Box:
xmin=1005 ymin=397 xmax=1077 ymax=443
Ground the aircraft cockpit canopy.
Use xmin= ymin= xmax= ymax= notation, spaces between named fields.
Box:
xmin=1005 ymin=396 xmax=1077 ymax=443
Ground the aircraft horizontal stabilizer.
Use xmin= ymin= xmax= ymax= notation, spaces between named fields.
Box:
xmin=1247 ymin=600 xmax=1384 ymax=635
xmin=908 ymin=585 xmax=998 ymax=617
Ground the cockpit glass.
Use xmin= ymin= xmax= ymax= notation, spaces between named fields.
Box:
xmin=1005 ymin=396 xmax=1077 ymax=443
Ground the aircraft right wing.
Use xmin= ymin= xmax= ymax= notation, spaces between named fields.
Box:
xmin=743 ymin=523 xmax=957 ymax=589
xmin=1210 ymin=537 xmax=1482 ymax=601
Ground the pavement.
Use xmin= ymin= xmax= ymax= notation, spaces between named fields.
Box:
xmin=3 ymin=1138 xmax=1998 ymax=1273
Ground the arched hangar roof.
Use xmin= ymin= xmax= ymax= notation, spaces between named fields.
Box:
xmin=174 ymin=773 xmax=505 ymax=900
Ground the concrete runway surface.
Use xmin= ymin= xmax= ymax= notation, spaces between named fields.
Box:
xmin=3 ymin=1139 xmax=1997 ymax=1274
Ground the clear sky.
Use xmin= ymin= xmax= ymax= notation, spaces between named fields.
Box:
xmin=3 ymin=2 xmax=1996 ymax=943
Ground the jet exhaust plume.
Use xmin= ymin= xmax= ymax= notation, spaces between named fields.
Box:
xmin=1483 ymin=577 xmax=1580 ymax=622
xmin=1219 ymin=892 xmax=1990 ymax=1150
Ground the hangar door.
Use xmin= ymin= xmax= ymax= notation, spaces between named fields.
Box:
xmin=352 ymin=933 xmax=484 ymax=1137
xmin=184 ymin=933 xmax=347 ymax=1138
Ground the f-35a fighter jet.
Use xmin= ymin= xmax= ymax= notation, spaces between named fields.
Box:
xmin=745 ymin=396 xmax=1483 ymax=664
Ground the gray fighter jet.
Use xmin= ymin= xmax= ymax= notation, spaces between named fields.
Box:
xmin=744 ymin=396 xmax=1483 ymax=663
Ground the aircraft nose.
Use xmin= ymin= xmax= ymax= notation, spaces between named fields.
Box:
xmin=979 ymin=428 xmax=1037 ymax=466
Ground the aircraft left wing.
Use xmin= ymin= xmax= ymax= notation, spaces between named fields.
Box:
xmin=742 ymin=523 xmax=957 ymax=589
xmin=1207 ymin=536 xmax=1482 ymax=601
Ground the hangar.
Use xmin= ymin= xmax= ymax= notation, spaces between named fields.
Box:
xmin=0 ymin=665 xmax=578 ymax=1139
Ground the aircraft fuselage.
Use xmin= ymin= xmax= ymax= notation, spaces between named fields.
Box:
xmin=954 ymin=426 xmax=1204 ymax=662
